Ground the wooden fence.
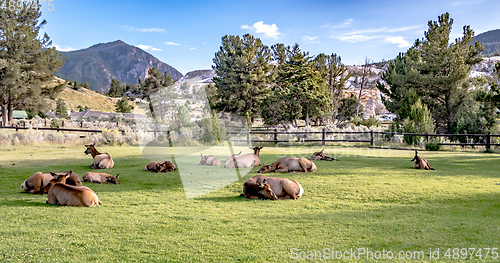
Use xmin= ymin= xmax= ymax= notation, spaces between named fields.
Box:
xmin=1 ymin=124 xmax=499 ymax=149
xmin=227 ymin=129 xmax=500 ymax=150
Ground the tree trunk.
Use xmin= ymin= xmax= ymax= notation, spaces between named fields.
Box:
xmin=1 ymin=103 xmax=7 ymax=126
xmin=8 ymin=95 xmax=13 ymax=126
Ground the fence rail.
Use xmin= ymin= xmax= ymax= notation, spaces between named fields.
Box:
xmin=1 ymin=124 xmax=499 ymax=149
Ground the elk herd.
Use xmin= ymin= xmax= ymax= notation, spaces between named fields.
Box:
xmin=19 ymin=143 xmax=436 ymax=206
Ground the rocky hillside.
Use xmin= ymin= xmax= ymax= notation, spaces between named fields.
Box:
xmin=474 ymin=29 xmax=500 ymax=56
xmin=45 ymin=77 xmax=126 ymax=113
xmin=56 ymin=40 xmax=183 ymax=93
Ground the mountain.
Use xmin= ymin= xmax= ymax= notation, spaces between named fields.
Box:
xmin=179 ymin=69 xmax=216 ymax=83
xmin=56 ymin=40 xmax=183 ymax=93
xmin=474 ymin=29 xmax=500 ymax=56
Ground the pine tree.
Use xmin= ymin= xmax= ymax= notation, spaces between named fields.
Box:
xmin=377 ymin=13 xmax=483 ymax=133
xmin=0 ymin=3 xmax=65 ymax=125
xmin=314 ymin=53 xmax=350 ymax=123
xmin=115 ymin=96 xmax=134 ymax=113
xmin=264 ymin=43 xmax=331 ymax=126
xmin=55 ymin=98 xmax=68 ymax=118
xmin=212 ymin=34 xmax=274 ymax=126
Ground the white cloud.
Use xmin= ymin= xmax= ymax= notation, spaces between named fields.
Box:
xmin=385 ymin=36 xmax=412 ymax=47
xmin=333 ymin=34 xmax=378 ymax=43
xmin=302 ymin=36 xmax=318 ymax=41
xmin=240 ymin=21 xmax=281 ymax=39
xmin=136 ymin=44 xmax=162 ymax=51
xmin=189 ymin=47 xmax=197 ymax=50
xmin=52 ymin=44 xmax=75 ymax=52
xmin=386 ymin=25 xmax=422 ymax=33
xmin=165 ymin=41 xmax=181 ymax=46
xmin=322 ymin=19 xmax=355 ymax=29
xmin=122 ymin=26 xmax=165 ymax=33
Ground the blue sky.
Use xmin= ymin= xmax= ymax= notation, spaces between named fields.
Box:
xmin=39 ymin=0 xmax=500 ymax=75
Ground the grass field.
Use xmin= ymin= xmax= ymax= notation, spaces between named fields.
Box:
xmin=0 ymin=144 xmax=499 ymax=262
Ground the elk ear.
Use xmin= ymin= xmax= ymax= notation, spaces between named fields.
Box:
xmin=258 ymin=147 xmax=264 ymax=149
xmin=116 ymin=174 xmax=120 ymax=178
xmin=200 ymin=153 xmax=203 ymax=157
xmin=321 ymin=148 xmax=325 ymax=153
xmin=50 ymin=172 xmax=57 ymax=177
xmin=262 ymin=179 xmax=267 ymax=184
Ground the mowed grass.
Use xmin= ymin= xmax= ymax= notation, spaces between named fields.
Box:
xmin=0 ymin=144 xmax=499 ymax=262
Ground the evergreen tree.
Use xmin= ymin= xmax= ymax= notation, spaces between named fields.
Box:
xmin=0 ymin=3 xmax=65 ymax=125
xmin=141 ymin=67 xmax=176 ymax=121
xmin=402 ymin=99 xmax=435 ymax=145
xmin=263 ymin=43 xmax=331 ymax=126
xmin=314 ymin=53 xmax=350 ymax=123
xmin=377 ymin=13 xmax=483 ymax=133
xmin=115 ymin=96 xmax=134 ymax=113
xmin=108 ymin=78 xmax=124 ymax=97
xmin=212 ymin=34 xmax=274 ymax=126
xmin=55 ymin=98 xmax=68 ymax=118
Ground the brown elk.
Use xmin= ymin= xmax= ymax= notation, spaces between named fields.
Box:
xmin=82 ymin=172 xmax=120 ymax=184
xmin=84 ymin=144 xmax=114 ymax=169
xmin=199 ymin=154 xmax=221 ymax=166
xmin=46 ymin=171 xmax=101 ymax=207
xmin=242 ymin=179 xmax=278 ymax=200
xmin=411 ymin=150 xmax=435 ymax=170
xmin=20 ymin=172 xmax=54 ymax=194
xmin=144 ymin=161 xmax=176 ymax=172
xmin=224 ymin=147 xmax=263 ymax=168
xmin=258 ymin=157 xmax=317 ymax=173
xmin=50 ymin=171 xmax=82 ymax=187
xmin=311 ymin=148 xmax=338 ymax=161
xmin=243 ymin=175 xmax=304 ymax=200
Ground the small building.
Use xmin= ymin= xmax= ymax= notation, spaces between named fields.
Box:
xmin=0 ymin=109 xmax=28 ymax=119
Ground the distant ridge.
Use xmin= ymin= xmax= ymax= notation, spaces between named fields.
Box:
xmin=56 ymin=40 xmax=183 ymax=93
xmin=474 ymin=29 xmax=500 ymax=56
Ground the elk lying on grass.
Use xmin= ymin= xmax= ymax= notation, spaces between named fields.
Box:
xmin=84 ymin=144 xmax=114 ymax=169
xmin=311 ymin=148 xmax=338 ymax=161
xmin=258 ymin=157 xmax=317 ymax=173
xmin=144 ymin=161 xmax=176 ymax=172
xmin=50 ymin=171 xmax=82 ymax=186
xmin=21 ymin=172 xmax=54 ymax=194
xmin=411 ymin=150 xmax=435 ymax=170
xmin=199 ymin=154 xmax=221 ymax=166
xmin=82 ymin=172 xmax=120 ymax=184
xmin=243 ymin=175 xmax=304 ymax=200
xmin=46 ymin=171 xmax=101 ymax=207
xmin=224 ymin=147 xmax=263 ymax=168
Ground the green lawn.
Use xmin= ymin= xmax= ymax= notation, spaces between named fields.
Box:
xmin=0 ymin=144 xmax=499 ymax=262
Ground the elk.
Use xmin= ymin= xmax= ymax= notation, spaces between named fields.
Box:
xmin=224 ymin=147 xmax=263 ymax=168
xmin=84 ymin=144 xmax=114 ymax=169
xmin=311 ymin=148 xmax=338 ymax=161
xmin=199 ymin=154 xmax=221 ymax=166
xmin=258 ymin=157 xmax=317 ymax=173
xmin=411 ymin=150 xmax=435 ymax=170
xmin=46 ymin=171 xmax=101 ymax=207
xmin=82 ymin=172 xmax=120 ymax=184
xmin=243 ymin=175 xmax=304 ymax=200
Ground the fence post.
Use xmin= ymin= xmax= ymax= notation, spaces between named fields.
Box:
xmin=370 ymin=130 xmax=374 ymax=146
xmin=0 ymin=121 xmax=2 ymax=126
xmin=322 ymin=128 xmax=326 ymax=146
xmin=274 ymin=128 xmax=278 ymax=144
xmin=62 ymin=121 xmax=65 ymax=127
xmin=425 ymin=133 xmax=429 ymax=143
xmin=247 ymin=130 xmax=250 ymax=145
xmin=486 ymin=132 xmax=491 ymax=150
xmin=80 ymin=121 xmax=83 ymax=128
xmin=44 ymin=119 xmax=47 ymax=127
